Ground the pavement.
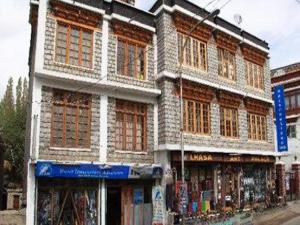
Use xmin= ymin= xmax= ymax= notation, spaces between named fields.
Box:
xmin=253 ymin=201 xmax=300 ymax=225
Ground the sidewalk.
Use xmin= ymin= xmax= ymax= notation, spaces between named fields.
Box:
xmin=253 ymin=201 xmax=300 ymax=225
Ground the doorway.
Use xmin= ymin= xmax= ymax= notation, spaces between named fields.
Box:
xmin=107 ymin=187 xmax=121 ymax=225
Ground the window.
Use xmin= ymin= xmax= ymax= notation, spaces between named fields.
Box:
xmin=51 ymin=90 xmax=91 ymax=148
xmin=287 ymin=124 xmax=297 ymax=138
xmin=55 ymin=23 xmax=93 ymax=68
xmin=183 ymin=99 xmax=210 ymax=134
xmin=245 ymin=60 xmax=264 ymax=89
xmin=285 ymin=90 xmax=300 ymax=110
xmin=178 ymin=33 xmax=207 ymax=71
xmin=117 ymin=39 xmax=146 ymax=80
xmin=247 ymin=113 xmax=267 ymax=141
xmin=116 ymin=100 xmax=147 ymax=151
xmin=220 ymin=107 xmax=238 ymax=138
xmin=13 ymin=195 xmax=20 ymax=210
xmin=218 ymin=48 xmax=236 ymax=80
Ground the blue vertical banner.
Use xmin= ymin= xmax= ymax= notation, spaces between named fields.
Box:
xmin=274 ymin=85 xmax=288 ymax=152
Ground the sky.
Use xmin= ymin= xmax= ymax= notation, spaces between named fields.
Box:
xmin=0 ymin=0 xmax=300 ymax=98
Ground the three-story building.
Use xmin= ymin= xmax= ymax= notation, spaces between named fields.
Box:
xmin=25 ymin=0 xmax=277 ymax=224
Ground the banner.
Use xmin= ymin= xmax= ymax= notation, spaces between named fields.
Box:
xmin=35 ymin=161 xmax=130 ymax=179
xmin=152 ymin=186 xmax=165 ymax=225
xmin=274 ymin=85 xmax=288 ymax=152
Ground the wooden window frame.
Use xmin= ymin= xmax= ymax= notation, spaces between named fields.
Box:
xmin=55 ymin=21 xmax=94 ymax=68
xmin=217 ymin=47 xmax=236 ymax=81
xmin=177 ymin=32 xmax=207 ymax=71
xmin=116 ymin=37 xmax=147 ymax=80
xmin=245 ymin=60 xmax=264 ymax=90
xmin=183 ymin=99 xmax=211 ymax=135
xmin=247 ymin=113 xmax=267 ymax=141
xmin=285 ymin=90 xmax=300 ymax=110
xmin=115 ymin=100 xmax=147 ymax=152
xmin=50 ymin=90 xmax=92 ymax=149
xmin=220 ymin=106 xmax=239 ymax=138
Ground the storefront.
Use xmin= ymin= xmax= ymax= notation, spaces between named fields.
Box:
xmin=35 ymin=161 xmax=163 ymax=225
xmin=170 ymin=152 xmax=275 ymax=215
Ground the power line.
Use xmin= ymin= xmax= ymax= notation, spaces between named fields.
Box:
xmin=28 ymin=0 xmax=233 ymax=106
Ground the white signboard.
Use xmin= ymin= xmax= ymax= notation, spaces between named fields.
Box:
xmin=152 ymin=186 xmax=165 ymax=225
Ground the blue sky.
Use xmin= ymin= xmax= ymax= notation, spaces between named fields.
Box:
xmin=0 ymin=0 xmax=299 ymax=98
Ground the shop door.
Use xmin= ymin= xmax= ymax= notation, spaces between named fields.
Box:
xmin=107 ymin=187 xmax=121 ymax=225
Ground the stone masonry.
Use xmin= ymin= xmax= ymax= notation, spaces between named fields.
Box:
xmin=107 ymin=26 xmax=156 ymax=89
xmin=39 ymin=86 xmax=101 ymax=162
xmin=44 ymin=14 xmax=102 ymax=79
xmin=107 ymin=97 xmax=154 ymax=164
xmin=156 ymin=10 xmax=274 ymax=151
xmin=156 ymin=11 xmax=272 ymax=100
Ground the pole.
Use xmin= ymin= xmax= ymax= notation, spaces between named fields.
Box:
xmin=178 ymin=9 xmax=220 ymax=219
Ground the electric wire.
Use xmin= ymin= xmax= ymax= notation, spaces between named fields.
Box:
xmin=27 ymin=0 xmax=233 ymax=106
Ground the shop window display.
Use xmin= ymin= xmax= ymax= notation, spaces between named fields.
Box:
xmin=37 ymin=180 xmax=98 ymax=225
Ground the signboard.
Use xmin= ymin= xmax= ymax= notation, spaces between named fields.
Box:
xmin=152 ymin=186 xmax=165 ymax=225
xmin=133 ymin=188 xmax=144 ymax=205
xmin=128 ymin=166 xmax=163 ymax=179
xmin=171 ymin=153 xmax=275 ymax=164
xmin=35 ymin=162 xmax=130 ymax=179
xmin=274 ymin=85 xmax=288 ymax=152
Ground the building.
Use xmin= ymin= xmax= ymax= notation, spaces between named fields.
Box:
xmin=271 ymin=63 xmax=300 ymax=169
xmin=151 ymin=0 xmax=276 ymax=216
xmin=25 ymin=0 xmax=277 ymax=224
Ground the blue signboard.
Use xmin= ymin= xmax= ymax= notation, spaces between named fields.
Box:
xmin=274 ymin=85 xmax=288 ymax=152
xmin=35 ymin=161 xmax=130 ymax=179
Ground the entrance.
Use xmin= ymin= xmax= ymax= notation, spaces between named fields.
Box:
xmin=107 ymin=187 xmax=121 ymax=225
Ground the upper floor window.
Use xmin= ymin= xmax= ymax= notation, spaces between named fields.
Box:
xmin=116 ymin=100 xmax=147 ymax=152
xmin=117 ymin=38 xmax=146 ymax=80
xmin=183 ymin=99 xmax=210 ymax=135
xmin=220 ymin=107 xmax=239 ymax=138
xmin=245 ymin=61 xmax=264 ymax=89
xmin=285 ymin=90 xmax=300 ymax=110
xmin=218 ymin=48 xmax=236 ymax=81
xmin=177 ymin=33 xmax=207 ymax=71
xmin=55 ymin=23 xmax=93 ymax=68
xmin=287 ymin=124 xmax=297 ymax=138
xmin=51 ymin=90 xmax=91 ymax=148
xmin=247 ymin=113 xmax=267 ymax=141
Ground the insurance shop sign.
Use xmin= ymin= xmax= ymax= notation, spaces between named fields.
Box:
xmin=274 ymin=85 xmax=288 ymax=152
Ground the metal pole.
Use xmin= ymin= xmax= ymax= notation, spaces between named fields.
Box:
xmin=178 ymin=9 xmax=220 ymax=218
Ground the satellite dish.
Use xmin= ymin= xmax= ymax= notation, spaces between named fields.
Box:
xmin=234 ymin=14 xmax=242 ymax=26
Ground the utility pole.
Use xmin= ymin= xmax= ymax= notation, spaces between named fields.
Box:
xmin=0 ymin=134 xmax=4 ymax=210
xmin=178 ymin=8 xmax=220 ymax=219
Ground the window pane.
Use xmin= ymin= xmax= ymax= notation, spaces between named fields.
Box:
xmin=116 ymin=112 xmax=124 ymax=150
xmin=137 ymin=47 xmax=145 ymax=80
xmin=125 ymin=114 xmax=133 ymax=150
xmin=185 ymin=37 xmax=191 ymax=66
xmin=128 ymin=44 xmax=135 ymax=78
xmin=65 ymin=107 xmax=77 ymax=147
xmin=188 ymin=101 xmax=194 ymax=132
xmin=117 ymin=41 xmax=126 ymax=75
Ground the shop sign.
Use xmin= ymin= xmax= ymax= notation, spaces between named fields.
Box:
xmin=152 ymin=186 xmax=165 ymax=225
xmin=128 ymin=166 xmax=163 ymax=179
xmin=133 ymin=188 xmax=144 ymax=205
xmin=274 ymin=85 xmax=288 ymax=152
xmin=35 ymin=162 xmax=130 ymax=179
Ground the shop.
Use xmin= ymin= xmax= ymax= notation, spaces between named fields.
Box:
xmin=35 ymin=161 xmax=163 ymax=225
xmin=170 ymin=152 xmax=275 ymax=215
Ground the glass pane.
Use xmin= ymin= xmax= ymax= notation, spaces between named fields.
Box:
xmin=126 ymin=114 xmax=133 ymax=150
xmin=117 ymin=41 xmax=125 ymax=75
xmin=116 ymin=112 xmax=124 ymax=150
xmin=137 ymin=47 xmax=145 ymax=80
xmin=136 ymin=115 xmax=144 ymax=151
xmin=128 ymin=44 xmax=135 ymax=78
xmin=66 ymin=107 xmax=77 ymax=147
xmin=52 ymin=105 xmax=64 ymax=146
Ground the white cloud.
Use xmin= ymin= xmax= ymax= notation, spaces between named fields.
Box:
xmin=0 ymin=0 xmax=30 ymax=98
xmin=0 ymin=0 xmax=299 ymax=98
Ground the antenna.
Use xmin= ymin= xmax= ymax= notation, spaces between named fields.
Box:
xmin=234 ymin=14 xmax=242 ymax=26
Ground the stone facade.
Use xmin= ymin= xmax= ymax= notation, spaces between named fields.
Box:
xmin=157 ymin=78 xmax=274 ymax=151
xmin=156 ymin=11 xmax=272 ymax=100
xmin=107 ymin=97 xmax=154 ymax=164
xmin=107 ymin=28 xmax=156 ymax=89
xmin=156 ymin=11 xmax=274 ymax=152
xmin=39 ymin=86 xmax=101 ymax=162
xmin=43 ymin=13 xmax=102 ymax=79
